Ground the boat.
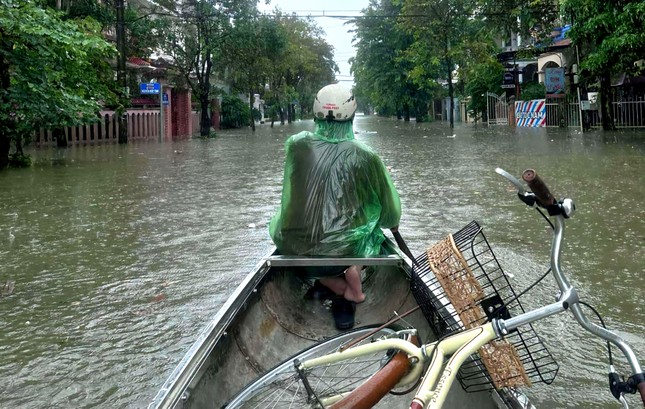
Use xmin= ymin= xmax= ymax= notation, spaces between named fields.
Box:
xmin=148 ymin=238 xmax=534 ymax=409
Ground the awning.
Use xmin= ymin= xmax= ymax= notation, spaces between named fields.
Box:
xmin=611 ymin=72 xmax=645 ymax=87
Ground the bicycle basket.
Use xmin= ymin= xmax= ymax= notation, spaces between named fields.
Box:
xmin=410 ymin=220 xmax=559 ymax=392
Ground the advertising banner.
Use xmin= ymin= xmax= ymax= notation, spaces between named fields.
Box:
xmin=545 ymin=68 xmax=565 ymax=96
xmin=515 ymin=99 xmax=546 ymax=127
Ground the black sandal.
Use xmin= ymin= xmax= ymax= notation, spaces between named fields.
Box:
xmin=331 ymin=297 xmax=356 ymax=330
xmin=304 ymin=280 xmax=335 ymax=301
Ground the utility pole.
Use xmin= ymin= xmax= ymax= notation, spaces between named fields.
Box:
xmin=116 ymin=0 xmax=128 ymax=144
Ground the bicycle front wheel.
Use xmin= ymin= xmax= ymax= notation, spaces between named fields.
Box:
xmin=224 ymin=325 xmax=408 ymax=409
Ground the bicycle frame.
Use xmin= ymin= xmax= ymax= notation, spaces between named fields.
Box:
xmin=299 ymin=324 xmax=498 ymax=408
xmin=296 ymin=169 xmax=644 ymax=409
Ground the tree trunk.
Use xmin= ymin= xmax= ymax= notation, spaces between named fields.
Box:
xmin=0 ymin=128 xmax=9 ymax=169
xmin=54 ymin=128 xmax=67 ymax=148
xmin=279 ymin=107 xmax=285 ymax=125
xmin=200 ymin=96 xmax=211 ymax=136
xmin=249 ymin=91 xmax=255 ymax=132
xmin=288 ymin=103 xmax=295 ymax=123
xmin=15 ymin=136 xmax=23 ymax=156
xmin=0 ymin=38 xmax=11 ymax=169
xmin=599 ymin=73 xmax=614 ymax=130
xmin=116 ymin=0 xmax=128 ymax=144
xmin=447 ymin=60 xmax=454 ymax=129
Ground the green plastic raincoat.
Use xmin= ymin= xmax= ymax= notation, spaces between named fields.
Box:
xmin=269 ymin=120 xmax=401 ymax=257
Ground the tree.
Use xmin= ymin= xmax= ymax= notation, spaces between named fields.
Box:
xmin=462 ymin=56 xmax=504 ymax=120
xmin=42 ymin=0 xmax=168 ymax=145
xmin=351 ymin=0 xmax=434 ymax=121
xmin=223 ymin=15 xmax=287 ymax=131
xmin=476 ymin=0 xmax=559 ymax=45
xmin=401 ymin=0 xmax=481 ymax=128
xmin=265 ymin=13 xmax=337 ymax=124
xmin=158 ymin=0 xmax=257 ymax=137
xmin=562 ymin=0 xmax=645 ymax=129
xmin=0 ymin=0 xmax=115 ymax=168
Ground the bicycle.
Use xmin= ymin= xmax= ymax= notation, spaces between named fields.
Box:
xmin=224 ymin=168 xmax=645 ymax=409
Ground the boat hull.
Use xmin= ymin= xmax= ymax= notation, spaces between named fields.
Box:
xmin=149 ymin=242 xmax=530 ymax=409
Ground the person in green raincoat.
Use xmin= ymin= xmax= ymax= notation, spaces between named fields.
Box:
xmin=269 ymin=83 xmax=401 ymax=329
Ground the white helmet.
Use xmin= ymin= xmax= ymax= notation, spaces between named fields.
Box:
xmin=313 ymin=84 xmax=357 ymax=121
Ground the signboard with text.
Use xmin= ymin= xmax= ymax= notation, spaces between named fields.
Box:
xmin=140 ymin=82 xmax=161 ymax=95
xmin=502 ymin=72 xmax=515 ymax=89
xmin=515 ymin=99 xmax=546 ymax=127
xmin=545 ymin=68 xmax=565 ymax=96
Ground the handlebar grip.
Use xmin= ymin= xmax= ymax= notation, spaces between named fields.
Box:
xmin=522 ymin=169 xmax=556 ymax=206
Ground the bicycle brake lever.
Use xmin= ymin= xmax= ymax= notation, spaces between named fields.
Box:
xmin=495 ymin=168 xmax=536 ymax=206
xmin=495 ymin=168 xmax=525 ymax=194
xmin=609 ymin=367 xmax=641 ymax=408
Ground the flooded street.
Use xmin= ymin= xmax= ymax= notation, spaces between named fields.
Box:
xmin=0 ymin=116 xmax=643 ymax=408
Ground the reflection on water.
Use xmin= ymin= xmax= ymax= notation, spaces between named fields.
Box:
xmin=0 ymin=116 xmax=642 ymax=408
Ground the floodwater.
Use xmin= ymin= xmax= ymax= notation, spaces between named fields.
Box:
xmin=0 ymin=116 xmax=643 ymax=409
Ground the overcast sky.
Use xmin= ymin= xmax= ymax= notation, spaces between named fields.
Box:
xmin=257 ymin=0 xmax=370 ymax=87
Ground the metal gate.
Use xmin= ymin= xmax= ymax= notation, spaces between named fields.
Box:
xmin=486 ymin=92 xmax=508 ymax=125
xmin=545 ymin=94 xmax=581 ymax=128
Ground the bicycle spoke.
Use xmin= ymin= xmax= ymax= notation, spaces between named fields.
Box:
xmin=226 ymin=326 xmax=401 ymax=409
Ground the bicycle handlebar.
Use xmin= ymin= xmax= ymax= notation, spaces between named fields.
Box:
xmin=521 ymin=169 xmax=556 ymax=207
xmin=497 ymin=168 xmax=644 ymax=407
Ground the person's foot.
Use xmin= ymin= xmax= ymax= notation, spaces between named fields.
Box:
xmin=331 ymin=297 xmax=356 ymax=330
xmin=343 ymin=289 xmax=366 ymax=304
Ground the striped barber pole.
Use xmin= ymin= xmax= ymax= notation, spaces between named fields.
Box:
xmin=515 ymin=99 xmax=546 ymax=127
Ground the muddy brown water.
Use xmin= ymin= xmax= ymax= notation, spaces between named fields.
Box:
xmin=0 ymin=116 xmax=643 ymax=408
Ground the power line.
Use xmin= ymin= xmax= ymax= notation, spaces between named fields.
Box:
xmin=260 ymin=10 xmax=511 ymax=20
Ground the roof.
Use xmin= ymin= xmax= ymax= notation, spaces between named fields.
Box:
xmin=128 ymin=56 xmax=151 ymax=66
xmin=611 ymin=72 xmax=645 ymax=87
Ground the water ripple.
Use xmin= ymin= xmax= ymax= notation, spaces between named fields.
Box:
xmin=0 ymin=118 xmax=642 ymax=408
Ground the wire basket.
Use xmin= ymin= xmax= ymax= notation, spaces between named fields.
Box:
xmin=411 ymin=220 xmax=559 ymax=392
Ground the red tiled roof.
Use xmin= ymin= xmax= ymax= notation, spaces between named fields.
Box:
xmin=552 ymin=38 xmax=571 ymax=47
xmin=128 ymin=57 xmax=151 ymax=66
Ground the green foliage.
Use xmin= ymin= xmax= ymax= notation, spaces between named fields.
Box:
xmin=463 ymin=58 xmax=504 ymax=116
xmin=224 ymin=15 xmax=287 ymax=97
xmin=0 ymin=0 xmax=116 ymax=168
xmin=252 ymin=108 xmax=262 ymax=122
xmin=352 ymin=0 xmax=431 ymax=118
xmin=197 ymin=129 xmax=217 ymax=139
xmin=158 ymin=0 xmax=257 ymax=135
xmin=9 ymin=152 xmax=31 ymax=168
xmin=562 ymin=0 xmax=645 ymax=78
xmin=520 ymin=81 xmax=545 ymax=100
xmin=477 ymin=0 xmax=559 ymax=44
xmin=220 ymin=95 xmax=250 ymax=129
xmin=261 ymin=13 xmax=337 ymax=123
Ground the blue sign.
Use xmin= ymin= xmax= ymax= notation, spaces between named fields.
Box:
xmin=545 ymin=68 xmax=565 ymax=95
xmin=162 ymin=93 xmax=169 ymax=105
xmin=140 ymin=82 xmax=161 ymax=95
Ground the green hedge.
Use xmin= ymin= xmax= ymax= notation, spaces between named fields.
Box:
xmin=221 ymin=95 xmax=250 ymax=129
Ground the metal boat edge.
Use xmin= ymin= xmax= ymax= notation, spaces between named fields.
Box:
xmin=149 ymin=240 xmax=536 ymax=409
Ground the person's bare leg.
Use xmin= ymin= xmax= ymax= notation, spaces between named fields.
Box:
xmin=319 ymin=276 xmax=347 ymax=296
xmin=342 ymin=265 xmax=365 ymax=303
